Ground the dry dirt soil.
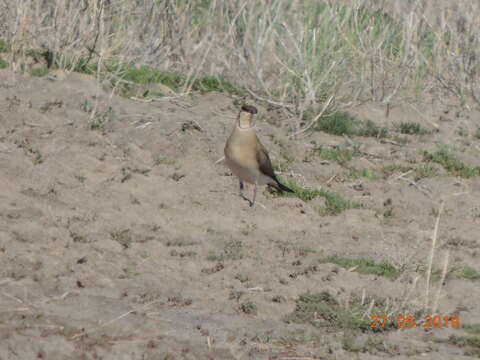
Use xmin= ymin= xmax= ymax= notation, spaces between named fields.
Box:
xmin=0 ymin=69 xmax=480 ymax=359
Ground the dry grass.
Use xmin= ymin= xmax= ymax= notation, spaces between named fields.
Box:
xmin=424 ymin=192 xmax=469 ymax=315
xmin=1 ymin=1 xmax=480 ymax=126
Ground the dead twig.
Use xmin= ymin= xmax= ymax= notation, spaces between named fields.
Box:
xmin=214 ymin=156 xmax=225 ymax=164
xmin=424 ymin=200 xmax=444 ymax=310
xmin=289 ymin=95 xmax=334 ymax=138
xmin=129 ymin=95 xmax=185 ymax=102
xmin=380 ymin=139 xmax=401 ymax=146
xmin=389 ymin=169 xmax=413 ymax=183
xmin=432 ymin=250 xmax=450 ymax=315
xmin=390 ymin=170 xmax=431 ymax=197
xmin=397 ymin=176 xmax=431 ymax=198
xmin=135 ymin=122 xmax=152 ymax=129
xmin=71 ymin=300 xmax=162 ymax=340
xmin=326 ymin=174 xmax=337 ymax=185
xmin=244 ymin=87 xmax=295 ymax=111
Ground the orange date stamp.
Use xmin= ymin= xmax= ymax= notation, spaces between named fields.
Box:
xmin=370 ymin=315 xmax=461 ymax=329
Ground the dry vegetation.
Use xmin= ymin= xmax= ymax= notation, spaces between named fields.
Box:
xmin=2 ymin=0 xmax=480 ymax=121
xmin=1 ymin=0 xmax=480 ymax=359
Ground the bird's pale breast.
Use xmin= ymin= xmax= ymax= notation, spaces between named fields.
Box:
xmin=225 ymin=128 xmax=264 ymax=184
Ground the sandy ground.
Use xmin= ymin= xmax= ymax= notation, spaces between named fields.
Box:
xmin=0 ymin=69 xmax=479 ymax=359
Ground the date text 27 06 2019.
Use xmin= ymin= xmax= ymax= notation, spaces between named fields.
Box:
xmin=370 ymin=315 xmax=461 ymax=329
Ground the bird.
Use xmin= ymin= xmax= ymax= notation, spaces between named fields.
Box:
xmin=224 ymin=104 xmax=294 ymax=206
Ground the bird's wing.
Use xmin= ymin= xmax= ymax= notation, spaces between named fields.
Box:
xmin=255 ymin=138 xmax=277 ymax=181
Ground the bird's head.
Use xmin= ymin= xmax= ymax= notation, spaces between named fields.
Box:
xmin=238 ymin=104 xmax=258 ymax=129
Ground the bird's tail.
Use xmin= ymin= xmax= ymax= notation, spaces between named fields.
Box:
xmin=272 ymin=180 xmax=294 ymax=193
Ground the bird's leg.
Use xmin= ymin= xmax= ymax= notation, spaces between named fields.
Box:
xmin=251 ymin=181 xmax=258 ymax=207
xmin=239 ymin=180 xmax=252 ymax=206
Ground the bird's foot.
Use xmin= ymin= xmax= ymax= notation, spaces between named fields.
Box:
xmin=240 ymin=194 xmax=253 ymax=206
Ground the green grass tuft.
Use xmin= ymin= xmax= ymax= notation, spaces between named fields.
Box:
xmin=396 ymin=122 xmax=429 ymax=135
xmin=0 ymin=39 xmax=8 ymax=53
xmin=15 ymin=138 xmax=44 ymax=165
xmin=84 ymin=61 xmax=243 ymax=97
xmin=447 ymin=334 xmax=480 ymax=356
xmin=30 ymin=67 xmax=49 ymax=77
xmin=279 ymin=179 xmax=362 ymax=215
xmin=313 ymin=111 xmax=356 ymax=136
xmin=311 ymin=111 xmax=387 ymax=138
xmin=381 ymin=163 xmax=441 ymax=180
xmin=240 ymin=299 xmax=257 ymax=315
xmin=207 ymin=240 xmax=243 ymax=262
xmin=319 ymin=256 xmax=401 ymax=278
xmin=381 ymin=164 xmax=412 ymax=176
xmin=320 ymin=192 xmax=363 ymax=216
xmin=191 ymin=75 xmax=243 ymax=95
xmin=423 ymin=145 xmax=480 ymax=178
xmin=449 ymin=334 xmax=480 ymax=348
xmin=0 ymin=57 xmax=7 ymax=69
xmin=459 ymin=265 xmax=480 ymax=281
xmin=315 ymin=146 xmax=358 ymax=165
xmin=445 ymin=237 xmax=479 ymax=249
xmin=153 ymin=154 xmax=176 ymax=166
xmin=90 ymin=106 xmax=115 ymax=133
xmin=284 ymin=291 xmax=396 ymax=332
xmin=347 ymin=168 xmax=377 ymax=180
xmin=356 ymin=119 xmax=388 ymax=138
xmin=414 ymin=164 xmax=441 ymax=179
xmin=122 ymin=65 xmax=185 ymax=88
xmin=464 ymin=324 xmax=480 ymax=335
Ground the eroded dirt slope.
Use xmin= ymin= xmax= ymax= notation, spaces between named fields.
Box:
xmin=0 ymin=69 xmax=479 ymax=359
